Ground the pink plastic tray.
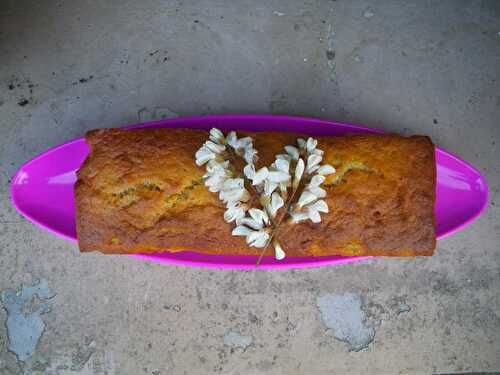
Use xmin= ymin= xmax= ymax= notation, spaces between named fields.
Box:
xmin=10 ymin=115 xmax=488 ymax=269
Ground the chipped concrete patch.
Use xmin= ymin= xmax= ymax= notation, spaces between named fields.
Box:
xmin=317 ymin=293 xmax=375 ymax=352
xmin=223 ymin=330 xmax=253 ymax=351
xmin=398 ymin=303 xmax=411 ymax=314
xmin=0 ymin=279 xmax=55 ymax=362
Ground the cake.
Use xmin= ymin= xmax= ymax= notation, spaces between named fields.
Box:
xmin=75 ymin=127 xmax=436 ymax=257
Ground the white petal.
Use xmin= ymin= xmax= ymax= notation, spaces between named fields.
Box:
xmin=307 ymin=186 xmax=326 ymax=198
xmin=224 ymin=205 xmax=246 ymax=222
xmin=268 ymin=171 xmax=290 ymax=183
xmin=306 ymin=137 xmax=318 ymax=152
xmin=293 ymin=158 xmax=305 ymax=188
xmin=298 ymin=191 xmax=317 ymax=208
xmin=196 ymin=154 xmax=213 ymax=166
xmin=317 ymin=164 xmax=336 ymax=175
xmin=244 ymin=147 xmax=257 ymax=164
xmin=264 ymin=180 xmax=278 ymax=196
xmin=291 ymin=212 xmax=309 ymax=223
xmin=220 ymin=188 xmax=250 ymax=203
xmin=207 ymin=160 xmax=229 ymax=173
xmin=247 ymin=230 xmax=269 ymax=248
xmin=308 ymin=199 xmax=329 ymax=213
xmin=204 ymin=140 xmax=225 ymax=153
xmin=195 ymin=147 xmax=216 ymax=165
xmin=222 ymin=178 xmax=244 ymax=190
xmin=284 ymin=145 xmax=299 ymax=160
xmin=297 ymin=138 xmax=306 ymax=150
xmin=307 ymin=154 xmax=322 ymax=170
xmin=252 ymin=167 xmax=269 ymax=185
xmin=210 ymin=128 xmax=224 ymax=140
xmin=276 ymin=154 xmax=292 ymax=162
xmin=308 ymin=209 xmax=322 ymax=223
xmin=268 ymin=192 xmax=284 ymax=217
xmin=226 ymin=131 xmax=238 ymax=148
xmin=312 ymin=148 xmax=324 ymax=156
xmin=237 ymin=217 xmax=263 ymax=230
xmin=232 ymin=225 xmax=253 ymax=236
xmin=275 ymin=159 xmax=290 ymax=173
xmin=307 ymin=165 xmax=320 ymax=174
xmin=274 ymin=241 xmax=286 ymax=260
xmin=249 ymin=208 xmax=265 ymax=226
xmin=309 ymin=175 xmax=326 ymax=187
xmin=205 ymin=174 xmax=225 ymax=186
xmin=237 ymin=137 xmax=253 ymax=149
xmin=243 ymin=163 xmax=256 ymax=179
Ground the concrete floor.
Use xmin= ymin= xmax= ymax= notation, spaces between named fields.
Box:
xmin=1 ymin=0 xmax=499 ymax=374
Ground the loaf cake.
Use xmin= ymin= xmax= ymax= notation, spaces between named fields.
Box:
xmin=75 ymin=127 xmax=436 ymax=257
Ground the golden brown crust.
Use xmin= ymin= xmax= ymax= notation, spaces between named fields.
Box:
xmin=75 ymin=128 xmax=436 ymax=257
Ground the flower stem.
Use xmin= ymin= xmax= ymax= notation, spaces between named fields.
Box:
xmin=255 ymin=180 xmax=302 ymax=266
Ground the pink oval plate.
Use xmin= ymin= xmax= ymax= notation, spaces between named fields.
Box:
xmin=10 ymin=115 xmax=488 ymax=269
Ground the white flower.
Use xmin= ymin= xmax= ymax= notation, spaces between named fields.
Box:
xmin=206 ymin=160 xmax=229 ymax=174
xmin=248 ymin=208 xmax=270 ymax=226
xmin=306 ymin=154 xmax=322 ymax=174
xmin=209 ymin=128 xmax=225 ymax=144
xmin=317 ymin=164 xmax=336 ymax=175
xmin=244 ymin=147 xmax=258 ymax=164
xmin=232 ymin=225 xmax=253 ymax=236
xmin=226 ymin=131 xmax=238 ymax=148
xmin=300 ymin=200 xmax=329 ymax=223
xmin=243 ymin=163 xmax=255 ymax=179
xmin=244 ymin=164 xmax=269 ymax=186
xmin=308 ymin=199 xmax=329 ymax=213
xmin=276 ymin=154 xmax=292 ymax=162
xmin=309 ymin=175 xmax=325 ymax=187
xmin=252 ymin=167 xmax=269 ymax=185
xmin=219 ymin=187 xmax=250 ymax=204
xmin=195 ymin=146 xmax=217 ymax=166
xmin=222 ymin=178 xmax=244 ymax=190
xmin=205 ymin=174 xmax=226 ymax=192
xmin=224 ymin=202 xmax=248 ymax=222
xmin=264 ymin=179 xmax=278 ymax=196
xmin=236 ymin=137 xmax=252 ymax=150
xmin=204 ymin=140 xmax=225 ymax=154
xmin=293 ymin=158 xmax=305 ymax=189
xmin=290 ymin=211 xmax=309 ymax=223
xmin=267 ymin=171 xmax=290 ymax=183
xmin=267 ymin=192 xmax=284 ymax=218
xmin=284 ymin=145 xmax=300 ymax=160
xmin=307 ymin=186 xmax=326 ymax=198
xmin=306 ymin=137 xmax=318 ymax=153
xmin=246 ymin=230 xmax=269 ymax=248
xmin=274 ymin=159 xmax=290 ymax=174
xmin=308 ymin=209 xmax=321 ymax=223
xmin=297 ymin=138 xmax=306 ymax=150
xmin=297 ymin=191 xmax=317 ymax=208
xmin=274 ymin=241 xmax=286 ymax=260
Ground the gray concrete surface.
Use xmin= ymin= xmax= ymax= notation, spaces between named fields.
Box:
xmin=1 ymin=0 xmax=499 ymax=374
